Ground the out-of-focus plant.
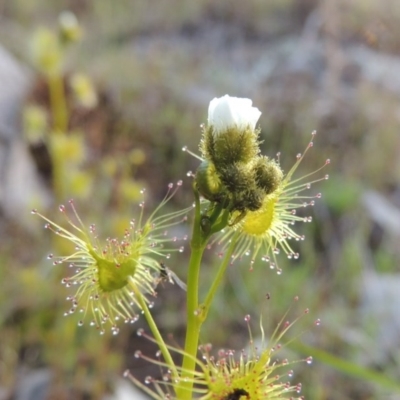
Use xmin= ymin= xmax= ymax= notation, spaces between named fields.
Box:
xmin=4 ymin=11 xmax=148 ymax=397
xmin=24 ymin=11 xmax=144 ymax=208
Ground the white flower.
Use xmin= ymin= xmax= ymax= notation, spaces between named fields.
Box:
xmin=207 ymin=95 xmax=261 ymax=134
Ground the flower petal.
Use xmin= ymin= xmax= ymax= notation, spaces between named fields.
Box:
xmin=208 ymin=95 xmax=261 ymax=134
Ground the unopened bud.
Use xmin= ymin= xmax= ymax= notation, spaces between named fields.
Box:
xmin=195 ymin=160 xmax=225 ymax=202
xmin=253 ymin=157 xmax=283 ymax=195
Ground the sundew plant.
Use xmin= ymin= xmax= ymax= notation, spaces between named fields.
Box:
xmin=36 ymin=94 xmax=328 ymax=399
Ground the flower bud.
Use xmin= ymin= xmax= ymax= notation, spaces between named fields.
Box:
xmin=207 ymin=95 xmax=261 ymax=134
xmin=220 ymin=162 xmax=252 ymax=192
xmin=70 ymin=73 xmax=98 ymax=108
xmin=31 ymin=28 xmax=62 ymax=76
xmin=195 ymin=160 xmax=225 ymax=202
xmin=235 ymin=188 xmax=264 ymax=212
xmin=58 ymin=11 xmax=82 ymax=44
xmin=253 ymin=157 xmax=283 ymax=195
xmin=201 ymin=95 xmax=261 ymax=167
xmin=23 ymin=105 xmax=48 ymax=145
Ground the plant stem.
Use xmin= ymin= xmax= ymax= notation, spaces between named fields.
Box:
xmin=48 ymin=72 xmax=68 ymax=201
xmin=177 ymin=244 xmax=205 ymax=399
xmin=200 ymin=231 xmax=239 ymax=322
xmin=48 ymin=73 xmax=68 ymax=133
xmin=175 ymin=189 xmax=207 ymax=399
xmin=176 ymin=188 xmax=231 ymax=399
xmin=128 ymin=279 xmax=178 ymax=380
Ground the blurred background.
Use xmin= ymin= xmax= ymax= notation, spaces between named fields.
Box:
xmin=1 ymin=0 xmax=400 ymax=399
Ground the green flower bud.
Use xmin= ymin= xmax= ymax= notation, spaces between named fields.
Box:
xmin=253 ymin=157 xmax=283 ymax=195
xmin=195 ymin=160 xmax=224 ymax=201
xmin=220 ymin=162 xmax=253 ymax=192
xmin=242 ymin=188 xmax=264 ymax=211
xmin=201 ymin=125 xmax=260 ymax=167
xmin=200 ymin=95 xmax=262 ymax=167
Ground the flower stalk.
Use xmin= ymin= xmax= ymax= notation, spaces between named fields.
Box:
xmin=128 ymin=279 xmax=178 ymax=380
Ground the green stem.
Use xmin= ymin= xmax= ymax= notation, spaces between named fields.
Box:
xmin=48 ymin=72 xmax=68 ymax=201
xmin=48 ymin=73 xmax=68 ymax=133
xmin=52 ymin=151 xmax=64 ymax=202
xmin=176 ymin=189 xmax=232 ymax=399
xmin=200 ymin=231 xmax=239 ymax=322
xmin=175 ymin=188 xmax=207 ymax=399
xmin=128 ymin=279 xmax=178 ymax=379
xmin=176 ymin=244 xmax=206 ymax=399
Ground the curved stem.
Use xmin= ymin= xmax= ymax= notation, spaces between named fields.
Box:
xmin=200 ymin=231 xmax=239 ymax=322
xmin=128 ymin=279 xmax=178 ymax=380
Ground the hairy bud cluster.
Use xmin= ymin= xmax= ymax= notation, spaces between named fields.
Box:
xmin=195 ymin=96 xmax=283 ymax=214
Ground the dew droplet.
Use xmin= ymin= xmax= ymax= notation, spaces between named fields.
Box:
xmin=296 ymin=383 xmax=303 ymax=394
xmin=134 ymin=350 xmax=142 ymax=358
xmin=306 ymin=356 xmax=313 ymax=365
xmin=162 ymin=373 xmax=170 ymax=382
xmin=284 ymin=321 xmax=290 ymax=328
